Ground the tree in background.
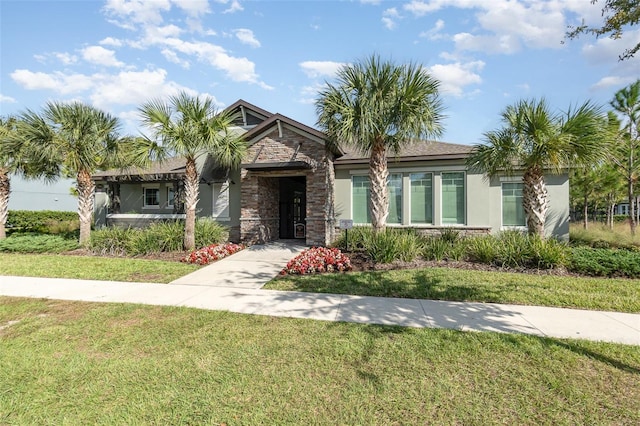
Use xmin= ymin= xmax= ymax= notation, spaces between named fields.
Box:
xmin=16 ymin=102 xmax=126 ymax=245
xmin=468 ymin=98 xmax=607 ymax=238
xmin=607 ymin=80 xmax=640 ymax=234
xmin=566 ymin=0 xmax=640 ymax=60
xmin=138 ymin=92 xmax=246 ymax=251
xmin=316 ymin=55 xmax=444 ymax=233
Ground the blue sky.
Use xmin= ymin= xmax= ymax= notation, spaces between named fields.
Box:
xmin=1 ymin=0 xmax=639 ymax=146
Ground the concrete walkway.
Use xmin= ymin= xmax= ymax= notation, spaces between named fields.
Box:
xmin=170 ymin=241 xmax=306 ymax=288
xmin=1 ymin=275 xmax=638 ymax=346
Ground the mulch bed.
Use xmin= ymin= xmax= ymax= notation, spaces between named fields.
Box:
xmin=62 ymin=247 xmax=575 ymax=276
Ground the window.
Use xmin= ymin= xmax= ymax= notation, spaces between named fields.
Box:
xmin=352 ymin=174 xmax=402 ymax=224
xmin=410 ymin=173 xmax=433 ymax=224
xmin=143 ymin=187 xmax=159 ymax=208
xmin=167 ymin=187 xmax=175 ymax=208
xmin=387 ymin=174 xmax=402 ymax=224
xmin=352 ymin=176 xmax=371 ymax=224
xmin=441 ymin=172 xmax=465 ymax=224
xmin=502 ymin=182 xmax=525 ymax=226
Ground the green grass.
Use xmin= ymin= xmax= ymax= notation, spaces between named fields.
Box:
xmin=0 ymin=253 xmax=199 ymax=283
xmin=267 ymin=267 xmax=640 ymax=313
xmin=1 ymin=297 xmax=638 ymax=425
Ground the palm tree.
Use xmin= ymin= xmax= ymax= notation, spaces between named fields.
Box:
xmin=609 ymin=80 xmax=640 ymax=234
xmin=0 ymin=116 xmax=20 ymax=239
xmin=138 ymin=92 xmax=246 ymax=251
xmin=316 ymin=55 xmax=445 ymax=233
xmin=467 ymin=98 xmax=607 ymax=238
xmin=16 ymin=102 xmax=124 ymax=245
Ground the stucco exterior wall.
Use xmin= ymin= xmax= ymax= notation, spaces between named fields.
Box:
xmin=333 ymin=159 xmax=569 ymax=240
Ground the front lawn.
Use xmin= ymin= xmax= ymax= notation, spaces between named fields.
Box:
xmin=0 ymin=253 xmax=199 ymax=283
xmin=1 ymin=297 xmax=638 ymax=424
xmin=266 ymin=267 xmax=640 ymax=313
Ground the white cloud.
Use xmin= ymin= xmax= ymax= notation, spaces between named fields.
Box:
xmin=590 ymin=76 xmax=637 ymax=91
xmin=100 ymin=1 xmax=270 ymax=89
xmin=10 ymin=69 xmax=94 ymax=94
xmin=382 ymin=8 xmax=400 ymax=30
xmin=81 ymin=46 xmax=125 ymax=67
xmin=401 ymin=0 xmax=576 ymax=54
xmin=233 ymin=28 xmax=260 ymax=48
xmin=299 ymin=61 xmax=345 ymax=78
xmin=99 ymin=37 xmax=123 ymax=47
xmin=419 ymin=19 xmax=445 ymax=40
xmin=161 ymin=49 xmax=190 ymax=69
xmin=299 ymin=83 xmax=325 ymax=104
xmin=54 ymin=52 xmax=78 ymax=65
xmin=428 ymin=61 xmax=485 ymax=96
xmin=360 ymin=0 xmax=381 ymax=4
xmin=0 ymin=94 xmax=16 ymax=103
xmin=103 ymin=0 xmax=171 ymax=28
xmin=221 ymin=0 xmax=243 ymax=14
xmin=453 ymin=32 xmax=521 ymax=54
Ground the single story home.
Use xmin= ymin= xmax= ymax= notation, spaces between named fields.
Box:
xmin=93 ymin=100 xmax=569 ymax=246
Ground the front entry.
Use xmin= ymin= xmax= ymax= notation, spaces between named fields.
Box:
xmin=279 ymin=176 xmax=306 ymax=239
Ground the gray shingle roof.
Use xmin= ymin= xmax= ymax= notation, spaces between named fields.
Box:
xmin=335 ymin=140 xmax=474 ymax=164
xmin=92 ymin=156 xmax=187 ymax=179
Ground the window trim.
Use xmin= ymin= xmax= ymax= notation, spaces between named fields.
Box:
xmin=166 ymin=186 xmax=175 ymax=210
xmin=409 ymin=172 xmax=434 ymax=225
xmin=440 ymin=171 xmax=466 ymax=226
xmin=142 ymin=185 xmax=160 ymax=209
xmin=501 ymin=181 xmax=527 ymax=229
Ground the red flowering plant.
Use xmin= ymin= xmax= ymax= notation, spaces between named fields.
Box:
xmin=181 ymin=243 xmax=245 ymax=265
xmin=280 ymin=247 xmax=352 ymax=275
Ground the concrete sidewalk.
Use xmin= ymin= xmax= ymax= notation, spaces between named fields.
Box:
xmin=170 ymin=241 xmax=307 ymax=288
xmin=1 ymin=275 xmax=638 ymax=346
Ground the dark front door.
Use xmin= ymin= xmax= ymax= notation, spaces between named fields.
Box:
xmin=279 ymin=176 xmax=306 ymax=239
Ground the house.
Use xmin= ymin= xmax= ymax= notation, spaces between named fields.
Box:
xmin=92 ymin=100 xmax=570 ymax=245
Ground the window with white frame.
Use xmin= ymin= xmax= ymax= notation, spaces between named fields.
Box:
xmin=387 ymin=174 xmax=402 ymax=224
xmin=143 ymin=187 xmax=159 ymax=208
xmin=167 ymin=187 xmax=175 ymax=209
xmin=351 ymin=174 xmax=402 ymax=224
xmin=352 ymin=175 xmax=371 ymax=224
xmin=502 ymin=182 xmax=525 ymax=226
xmin=441 ymin=172 xmax=465 ymax=224
xmin=410 ymin=173 xmax=433 ymax=224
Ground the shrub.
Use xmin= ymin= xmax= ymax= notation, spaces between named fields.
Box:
xmin=181 ymin=243 xmax=245 ymax=265
xmin=195 ymin=218 xmax=229 ymax=247
xmin=88 ymin=227 xmax=131 ymax=256
xmin=0 ymin=234 xmax=78 ymax=253
xmin=362 ymin=229 xmax=402 ymax=263
xmin=89 ymin=219 xmax=230 ymax=256
xmin=570 ymin=247 xmax=640 ymax=278
xmin=467 ymin=235 xmax=498 ymax=264
xmin=332 ymin=226 xmax=374 ymax=250
xmin=422 ymin=237 xmax=449 ymax=261
xmin=6 ymin=210 xmax=79 ymax=234
xmin=281 ymin=247 xmax=352 ymax=275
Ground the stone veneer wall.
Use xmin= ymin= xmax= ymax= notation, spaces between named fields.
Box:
xmin=333 ymin=226 xmax=490 ymax=239
xmin=240 ymin=127 xmax=335 ymax=246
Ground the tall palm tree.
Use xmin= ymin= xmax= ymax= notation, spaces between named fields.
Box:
xmin=16 ymin=102 xmax=124 ymax=245
xmin=609 ymin=80 xmax=640 ymax=234
xmin=0 ymin=117 xmax=20 ymax=239
xmin=138 ymin=92 xmax=246 ymax=251
xmin=467 ymin=98 xmax=606 ymax=238
xmin=316 ymin=55 xmax=445 ymax=232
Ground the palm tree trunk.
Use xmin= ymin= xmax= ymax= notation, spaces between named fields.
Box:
xmin=0 ymin=169 xmax=10 ymax=239
xmin=583 ymin=193 xmax=588 ymax=229
xmin=183 ymin=158 xmax=199 ymax=251
xmin=628 ymin=177 xmax=636 ymax=235
xmin=522 ymin=165 xmax=548 ymax=238
xmin=369 ymin=139 xmax=388 ymax=234
xmin=77 ymin=168 xmax=95 ymax=246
